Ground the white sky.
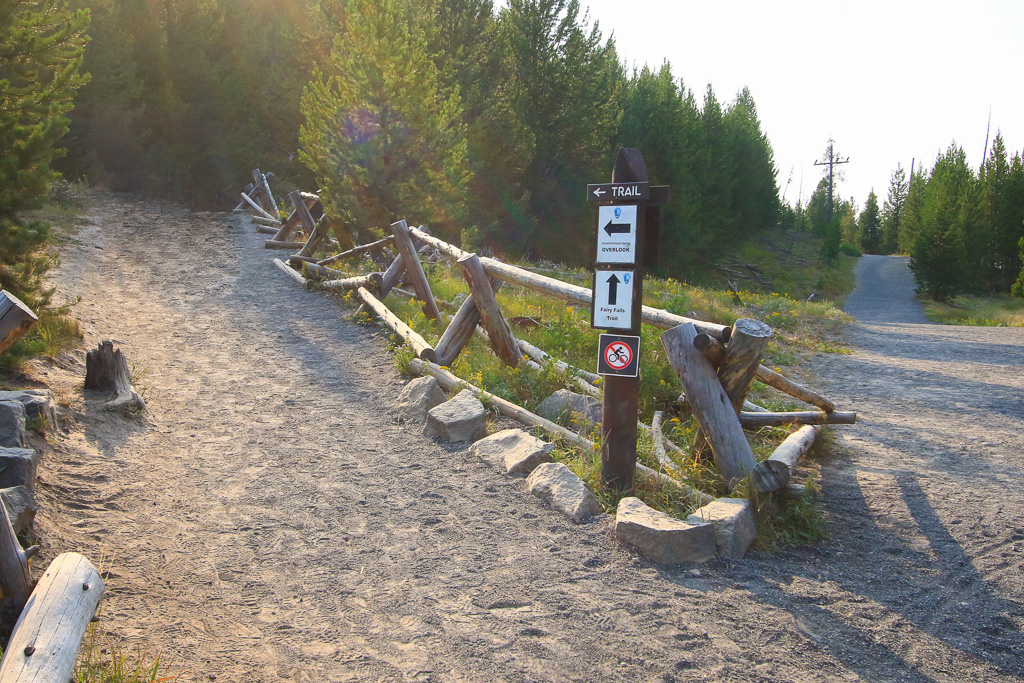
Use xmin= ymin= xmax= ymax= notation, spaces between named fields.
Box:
xmin=575 ymin=0 xmax=1024 ymax=212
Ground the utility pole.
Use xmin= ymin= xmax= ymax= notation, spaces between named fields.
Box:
xmin=813 ymin=139 xmax=849 ymax=224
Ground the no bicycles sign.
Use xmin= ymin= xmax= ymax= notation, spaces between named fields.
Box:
xmin=597 ymin=334 xmax=640 ymax=378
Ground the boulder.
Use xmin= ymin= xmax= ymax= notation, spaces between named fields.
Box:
xmin=424 ymin=389 xmax=487 ymax=442
xmin=687 ymin=497 xmax=757 ymax=560
xmin=394 ymin=376 xmax=447 ymax=424
xmin=0 ymin=448 xmax=39 ymax=492
xmin=0 ymin=401 xmax=26 ymax=448
xmin=471 ymin=428 xmax=553 ymax=475
xmin=535 ymin=390 xmax=601 ymax=435
xmin=615 ymin=497 xmax=715 ymax=564
xmin=526 ymin=462 xmax=601 ymax=522
xmin=0 ymin=486 xmax=37 ymax=537
xmin=0 ymin=390 xmax=57 ymax=430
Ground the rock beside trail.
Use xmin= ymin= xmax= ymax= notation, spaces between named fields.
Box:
xmin=0 ymin=390 xmax=57 ymax=431
xmin=535 ymin=389 xmax=601 ymax=435
xmin=471 ymin=428 xmax=553 ymax=475
xmin=615 ymin=497 xmax=715 ymax=564
xmin=526 ymin=462 xmax=601 ymax=522
xmin=0 ymin=401 xmax=27 ymax=448
xmin=394 ymin=376 xmax=447 ymax=424
xmin=424 ymin=389 xmax=487 ymax=442
xmin=687 ymin=498 xmax=757 ymax=560
xmin=0 ymin=486 xmax=37 ymax=537
xmin=0 ymin=447 xmax=39 ymax=492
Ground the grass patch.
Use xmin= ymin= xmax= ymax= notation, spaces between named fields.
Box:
xmin=921 ymin=292 xmax=1024 ymax=327
xmin=75 ymin=625 xmax=176 ymax=682
xmin=0 ymin=304 xmax=82 ymax=377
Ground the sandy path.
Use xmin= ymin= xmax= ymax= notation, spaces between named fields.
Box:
xmin=33 ymin=199 xmax=1024 ymax=682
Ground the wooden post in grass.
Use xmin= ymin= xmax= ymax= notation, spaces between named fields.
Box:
xmin=252 ymin=168 xmax=279 ymax=218
xmin=0 ymin=552 xmax=104 ymax=683
xmin=0 ymin=291 xmax=37 ymax=356
xmin=718 ymin=318 xmax=772 ymax=413
xmin=272 ymin=192 xmax=318 ymax=242
xmin=0 ymin=502 xmax=33 ymax=633
xmin=458 ymin=254 xmax=522 ymax=367
xmin=389 ymin=220 xmax=440 ymax=321
xmin=661 ymin=322 xmax=756 ymax=485
xmin=434 ymin=278 xmax=503 ymax=367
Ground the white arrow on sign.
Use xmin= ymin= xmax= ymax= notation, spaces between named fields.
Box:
xmin=592 ymin=187 xmax=605 ymax=198
xmin=592 ymin=269 xmax=635 ymax=330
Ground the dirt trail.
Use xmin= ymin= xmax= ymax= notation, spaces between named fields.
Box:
xmin=30 ymin=197 xmax=1024 ymax=682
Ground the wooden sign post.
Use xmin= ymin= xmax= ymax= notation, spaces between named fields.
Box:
xmin=588 ymin=148 xmax=667 ymax=490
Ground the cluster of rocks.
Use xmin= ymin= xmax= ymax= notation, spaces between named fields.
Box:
xmin=0 ymin=390 xmax=55 ymax=538
xmin=395 ymin=379 xmax=756 ymax=563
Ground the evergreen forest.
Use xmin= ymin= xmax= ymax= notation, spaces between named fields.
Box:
xmin=3 ymin=0 xmax=1024 ymax=304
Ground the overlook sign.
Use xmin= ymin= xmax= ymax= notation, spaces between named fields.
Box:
xmin=595 ymin=204 xmax=638 ymax=265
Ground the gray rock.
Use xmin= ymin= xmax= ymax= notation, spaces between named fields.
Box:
xmin=0 ymin=486 xmax=37 ymax=537
xmin=0 ymin=401 xmax=26 ymax=448
xmin=0 ymin=390 xmax=57 ymax=431
xmin=394 ymin=377 xmax=447 ymax=424
xmin=526 ymin=462 xmax=601 ymax=522
xmin=471 ymin=428 xmax=554 ymax=475
xmin=424 ymin=389 xmax=487 ymax=442
xmin=615 ymin=496 xmax=715 ymax=563
xmin=687 ymin=497 xmax=757 ymax=560
xmin=535 ymin=390 xmax=602 ymax=434
xmin=0 ymin=447 xmax=39 ymax=492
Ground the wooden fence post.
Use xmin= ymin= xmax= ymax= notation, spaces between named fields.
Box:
xmin=718 ymin=318 xmax=772 ymax=412
xmin=0 ymin=291 xmax=38 ymax=356
xmin=661 ymin=322 xmax=756 ymax=486
xmin=252 ymin=168 xmax=279 ymax=218
xmin=389 ymin=220 xmax=441 ymax=321
xmin=457 ymin=254 xmax=522 ymax=367
xmin=0 ymin=502 xmax=33 ymax=633
xmin=434 ymin=278 xmax=503 ymax=367
xmin=271 ymin=193 xmax=318 ymax=242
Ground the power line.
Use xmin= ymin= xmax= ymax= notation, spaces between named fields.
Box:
xmin=813 ymin=139 xmax=849 ymax=223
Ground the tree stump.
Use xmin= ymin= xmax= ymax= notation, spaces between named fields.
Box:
xmin=84 ymin=341 xmax=145 ymax=411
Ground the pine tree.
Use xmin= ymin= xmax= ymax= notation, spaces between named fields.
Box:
xmin=858 ymin=190 xmax=882 ymax=254
xmin=0 ymin=0 xmax=90 ymax=305
xmin=300 ymin=0 xmax=472 ymax=244
xmin=881 ymin=164 xmax=907 ymax=254
xmin=724 ymin=86 xmax=780 ymax=236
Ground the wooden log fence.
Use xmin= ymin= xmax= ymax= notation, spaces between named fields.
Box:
xmin=751 ymin=425 xmax=820 ymax=493
xmin=252 ymin=168 xmax=279 ymax=218
xmin=0 ymin=291 xmax=37 ymax=356
xmin=241 ymin=184 xmax=855 ymax=495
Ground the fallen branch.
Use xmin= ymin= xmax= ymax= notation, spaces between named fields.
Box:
xmin=273 ymin=258 xmax=307 ymax=286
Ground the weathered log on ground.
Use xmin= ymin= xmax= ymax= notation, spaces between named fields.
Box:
xmin=693 ymin=332 xmax=837 ymax=413
xmin=357 ymin=287 xmax=435 ymax=362
xmin=264 ymin=239 xmax=306 ymax=250
xmin=273 ymin=258 xmax=307 ymax=286
xmin=318 ymin=236 xmax=396 ymax=267
xmin=0 ymin=292 xmax=38 ymax=356
xmin=408 ymin=359 xmax=711 ymax=505
xmin=378 ymin=254 xmax=405 ymax=299
xmin=739 ymin=410 xmax=856 ymax=428
xmin=233 ymin=184 xmax=259 ymax=212
xmin=390 ymin=220 xmax=441 ymax=321
xmin=661 ymin=323 xmax=756 ymax=485
xmin=286 ymin=260 xmax=343 ymax=281
xmin=254 ymin=224 xmax=279 ymax=235
xmin=252 ymin=168 xmax=279 ymax=218
xmin=0 ymin=502 xmax=34 ymax=637
xmin=650 ymin=411 xmax=673 ymax=471
xmin=84 ymin=341 xmax=145 ymax=411
xmin=516 ymin=338 xmax=602 ymax=385
xmin=719 ymin=318 xmax=772 ymax=413
xmin=0 ymin=552 xmax=104 ymax=683
xmin=239 ymin=192 xmax=276 ymax=222
xmin=323 ymin=273 xmax=383 ymax=292
xmin=751 ymin=425 xmax=820 ymax=493
xmin=458 ymin=254 xmax=522 ymax=367
xmin=406 ymin=226 xmax=730 ymax=342
xmin=434 ymin=278 xmax=503 ymax=367
xmin=251 ymin=216 xmax=282 ymax=228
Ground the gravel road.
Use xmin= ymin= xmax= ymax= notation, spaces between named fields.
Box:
xmin=30 ymin=199 xmax=1024 ymax=682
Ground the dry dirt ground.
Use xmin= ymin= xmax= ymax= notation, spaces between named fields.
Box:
xmin=20 ymin=194 xmax=1024 ymax=682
